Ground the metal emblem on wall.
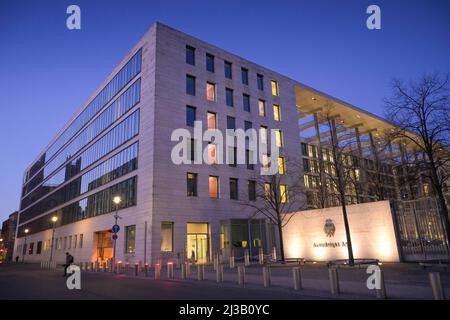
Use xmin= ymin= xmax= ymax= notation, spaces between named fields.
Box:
xmin=324 ymin=219 xmax=336 ymax=237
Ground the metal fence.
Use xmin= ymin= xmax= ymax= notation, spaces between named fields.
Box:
xmin=392 ymin=198 xmax=450 ymax=261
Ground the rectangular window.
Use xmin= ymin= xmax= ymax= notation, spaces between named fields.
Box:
xmin=208 ymin=143 xmax=217 ymax=164
xmin=206 ymin=82 xmax=216 ymax=102
xmin=187 ymin=172 xmax=198 ymax=196
xmin=227 ymin=116 xmax=236 ymax=130
xmin=278 ymin=156 xmax=285 ymax=175
xmin=271 ymin=80 xmax=279 ymax=96
xmin=74 ymin=235 xmax=77 ymax=248
xmin=28 ymin=242 xmax=34 ymax=255
xmin=206 ymin=53 xmax=215 ymax=72
xmin=246 ymin=149 xmax=254 ymax=170
xmin=275 ymin=130 xmax=283 ymax=148
xmin=68 ymin=235 xmax=72 ymax=249
xmin=273 ymin=104 xmax=280 ymax=121
xmin=225 ymin=61 xmax=232 ymax=79
xmin=36 ymin=241 xmax=42 ymax=255
xmin=209 ymin=176 xmax=219 ymax=199
xmin=186 ymin=106 xmax=196 ymax=127
xmin=64 ymin=237 xmax=67 ymax=249
xmin=260 ymin=126 xmax=268 ymax=144
xmin=229 ymin=178 xmax=238 ymax=200
xmin=186 ymin=75 xmax=196 ymax=96
xmin=79 ymin=234 xmax=83 ymax=248
xmin=228 ymin=146 xmax=237 ymax=167
xmin=243 ymin=94 xmax=250 ymax=112
xmin=264 ymin=183 xmax=271 ymax=199
xmin=280 ymin=185 xmax=288 ymax=203
xmin=248 ymin=180 xmax=256 ymax=201
xmin=226 ymin=88 xmax=234 ymax=107
xmin=241 ymin=67 xmax=249 ymax=85
xmin=244 ymin=121 xmax=252 ymax=131
xmin=161 ymin=222 xmax=174 ymax=252
xmin=125 ymin=225 xmax=136 ymax=254
xmin=187 ymin=138 xmax=195 ymax=162
xmin=257 ymin=74 xmax=264 ymax=90
xmin=207 ymin=112 xmax=217 ymax=130
xmin=258 ymin=100 xmax=266 ymax=117
xmin=186 ymin=46 xmax=195 ymax=65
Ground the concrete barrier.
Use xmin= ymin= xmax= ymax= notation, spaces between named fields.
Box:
xmin=292 ymin=267 xmax=303 ymax=290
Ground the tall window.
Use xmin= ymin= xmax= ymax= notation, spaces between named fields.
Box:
xmin=257 ymin=74 xmax=264 ymax=90
xmin=209 ymin=176 xmax=219 ymax=198
xmin=74 ymin=234 xmax=77 ymax=248
xmin=273 ymin=104 xmax=280 ymax=121
xmin=79 ymin=234 xmax=83 ymax=248
xmin=161 ymin=222 xmax=174 ymax=252
xmin=230 ymin=178 xmax=238 ymax=200
xmin=260 ymin=126 xmax=268 ymax=144
xmin=186 ymin=75 xmax=196 ymax=96
xmin=278 ymin=156 xmax=285 ymax=175
xmin=187 ymin=138 xmax=195 ymax=162
xmin=207 ymin=143 xmax=217 ymax=164
xmin=224 ymin=61 xmax=232 ymax=79
xmin=186 ymin=46 xmax=195 ymax=65
xmin=125 ymin=225 xmax=136 ymax=254
xmin=264 ymin=183 xmax=271 ymax=199
xmin=248 ymin=180 xmax=256 ymax=201
xmin=227 ymin=116 xmax=236 ymax=130
xmin=244 ymin=121 xmax=252 ymax=131
xmin=36 ymin=241 xmax=42 ymax=254
xmin=206 ymin=82 xmax=216 ymax=102
xmin=228 ymin=146 xmax=237 ymax=167
xmin=186 ymin=106 xmax=196 ymax=127
xmin=226 ymin=88 xmax=234 ymax=107
xmin=246 ymin=149 xmax=254 ymax=170
xmin=271 ymin=80 xmax=279 ymax=96
xmin=187 ymin=172 xmax=198 ymax=196
xmin=68 ymin=236 xmax=72 ymax=249
xmin=29 ymin=242 xmax=34 ymax=255
xmin=258 ymin=100 xmax=266 ymax=117
xmin=241 ymin=67 xmax=249 ymax=85
xmin=275 ymin=130 xmax=283 ymax=148
xmin=243 ymin=94 xmax=250 ymax=112
xmin=207 ymin=112 xmax=217 ymax=130
xmin=280 ymin=185 xmax=288 ymax=203
xmin=206 ymin=53 xmax=215 ymax=72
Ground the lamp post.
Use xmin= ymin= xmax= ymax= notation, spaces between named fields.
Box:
xmin=22 ymin=229 xmax=29 ymax=262
xmin=112 ymin=196 xmax=122 ymax=273
xmin=49 ymin=216 xmax=58 ymax=262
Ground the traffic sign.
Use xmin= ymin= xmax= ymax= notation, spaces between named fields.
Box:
xmin=112 ymin=224 xmax=120 ymax=233
xmin=112 ymin=234 xmax=118 ymax=240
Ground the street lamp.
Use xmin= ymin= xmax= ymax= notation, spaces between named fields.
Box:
xmin=112 ymin=196 xmax=122 ymax=272
xmin=49 ymin=216 xmax=58 ymax=262
xmin=23 ymin=229 xmax=29 ymax=262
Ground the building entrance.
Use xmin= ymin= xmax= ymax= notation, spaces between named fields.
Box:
xmin=94 ymin=230 xmax=114 ymax=262
xmin=187 ymin=223 xmax=209 ymax=264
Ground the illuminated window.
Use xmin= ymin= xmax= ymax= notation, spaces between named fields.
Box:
xmin=271 ymin=80 xmax=279 ymax=96
xmin=125 ymin=225 xmax=136 ymax=254
xmin=273 ymin=104 xmax=280 ymax=121
xmin=280 ymin=185 xmax=288 ymax=203
xmin=275 ymin=130 xmax=283 ymax=148
xmin=264 ymin=183 xmax=271 ymax=199
xmin=226 ymin=88 xmax=234 ymax=107
xmin=161 ymin=222 xmax=174 ymax=252
xmin=257 ymin=74 xmax=264 ymax=90
xmin=208 ymin=143 xmax=217 ymax=164
xmin=206 ymin=82 xmax=216 ymax=102
xmin=209 ymin=176 xmax=219 ymax=198
xmin=186 ymin=75 xmax=196 ymax=96
xmin=187 ymin=172 xmax=198 ymax=196
xmin=224 ymin=61 xmax=232 ymax=79
xmin=278 ymin=156 xmax=285 ymax=175
xmin=260 ymin=126 xmax=268 ymax=144
xmin=207 ymin=112 xmax=216 ymax=130
xmin=248 ymin=180 xmax=256 ymax=201
xmin=258 ymin=100 xmax=266 ymax=116
xmin=304 ymin=175 xmax=310 ymax=188
xmin=186 ymin=45 xmax=195 ymax=65
xmin=206 ymin=53 xmax=214 ymax=72
xmin=230 ymin=178 xmax=238 ymax=200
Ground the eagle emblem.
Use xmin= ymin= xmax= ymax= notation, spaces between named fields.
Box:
xmin=324 ymin=219 xmax=336 ymax=237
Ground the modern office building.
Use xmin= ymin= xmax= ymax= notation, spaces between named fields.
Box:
xmin=1 ymin=211 xmax=18 ymax=262
xmin=14 ymin=22 xmax=449 ymax=265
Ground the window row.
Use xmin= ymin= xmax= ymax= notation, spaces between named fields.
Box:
xmin=23 ymin=79 xmax=141 ymax=197
xmin=185 ymin=46 xmax=279 ymax=96
xmin=17 ymin=176 xmax=137 ymax=237
xmin=25 ymin=49 xmax=142 ymax=183
xmin=19 ymin=143 xmax=138 ymax=223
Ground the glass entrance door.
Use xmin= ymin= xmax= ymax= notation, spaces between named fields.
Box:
xmin=187 ymin=223 xmax=209 ymax=264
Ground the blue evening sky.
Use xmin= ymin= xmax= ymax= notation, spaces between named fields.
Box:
xmin=0 ymin=0 xmax=449 ymax=222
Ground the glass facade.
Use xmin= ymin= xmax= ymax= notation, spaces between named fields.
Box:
xmin=17 ymin=176 xmax=138 ymax=237
xmin=24 ymin=49 xmax=142 ymax=184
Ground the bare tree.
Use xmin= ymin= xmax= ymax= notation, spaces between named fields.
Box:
xmin=240 ymin=159 xmax=305 ymax=262
xmin=385 ymin=73 xmax=450 ymax=245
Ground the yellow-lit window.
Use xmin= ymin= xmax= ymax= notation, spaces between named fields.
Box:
xmin=209 ymin=176 xmax=219 ymax=198
xmin=264 ymin=183 xmax=271 ymax=199
xmin=275 ymin=130 xmax=283 ymax=148
xmin=271 ymin=80 xmax=279 ymax=96
xmin=304 ymin=175 xmax=310 ymax=188
xmin=278 ymin=156 xmax=285 ymax=175
xmin=273 ymin=104 xmax=280 ymax=121
xmin=206 ymin=82 xmax=216 ymax=102
xmin=280 ymin=185 xmax=288 ymax=203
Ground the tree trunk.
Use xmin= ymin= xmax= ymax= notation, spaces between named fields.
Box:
xmin=340 ymin=194 xmax=355 ymax=266
xmin=276 ymin=214 xmax=286 ymax=263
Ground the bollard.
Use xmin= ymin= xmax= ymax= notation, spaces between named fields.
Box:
xmin=117 ymin=262 xmax=122 ymax=274
xmin=376 ymin=269 xmax=387 ymax=299
xmin=155 ymin=263 xmax=161 ymax=279
xmin=328 ymin=268 xmax=340 ymax=295
xmin=263 ymin=266 xmax=271 ymax=287
xmin=181 ymin=262 xmax=187 ymax=280
xmin=229 ymin=254 xmax=235 ymax=269
xmin=186 ymin=261 xmax=191 ymax=276
xmin=95 ymin=261 xmax=99 ymax=272
xmin=84 ymin=262 xmax=88 ymax=272
xmin=244 ymin=249 xmax=250 ymax=266
xmin=429 ymin=272 xmax=446 ymax=300
xmin=213 ymin=254 xmax=219 ymax=271
xmin=197 ymin=264 xmax=205 ymax=281
xmin=167 ymin=262 xmax=174 ymax=279
xmin=134 ymin=263 xmax=139 ymax=276
xmin=258 ymin=248 xmax=264 ymax=265
xmin=144 ymin=263 xmax=149 ymax=277
xmin=292 ymin=267 xmax=303 ymax=290
xmin=238 ymin=266 xmax=246 ymax=286
xmin=109 ymin=261 xmax=113 ymax=273
xmin=90 ymin=262 xmax=94 ymax=272
xmin=216 ymin=264 xmax=224 ymax=283
xmin=125 ymin=262 xmax=130 ymax=274
xmin=271 ymin=246 xmax=277 ymax=262
xmin=102 ymin=261 xmax=106 ymax=272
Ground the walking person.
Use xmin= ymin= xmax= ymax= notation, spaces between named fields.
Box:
xmin=64 ymin=252 xmax=74 ymax=277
